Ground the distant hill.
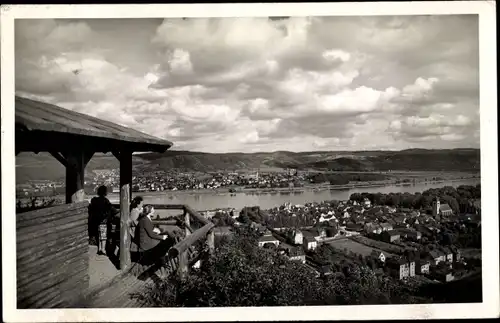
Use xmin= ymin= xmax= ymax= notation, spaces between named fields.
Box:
xmin=15 ymin=148 xmax=480 ymax=183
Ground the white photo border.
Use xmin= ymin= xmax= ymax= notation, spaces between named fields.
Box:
xmin=1 ymin=1 xmax=498 ymax=322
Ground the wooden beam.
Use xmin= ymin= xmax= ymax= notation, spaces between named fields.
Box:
xmin=62 ymin=151 xmax=85 ymax=204
xmin=83 ymin=151 xmax=95 ymax=167
xmin=183 ymin=205 xmax=211 ymax=225
xmin=119 ymin=150 xmax=132 ymax=271
xmin=111 ymin=151 xmax=120 ymax=161
xmin=49 ymin=152 xmax=68 ymax=168
xmin=168 ymin=222 xmax=214 ymax=258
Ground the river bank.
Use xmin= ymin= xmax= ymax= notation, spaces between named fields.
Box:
xmin=18 ymin=177 xmax=481 ymax=213
xmin=127 ymin=174 xmax=480 ymax=197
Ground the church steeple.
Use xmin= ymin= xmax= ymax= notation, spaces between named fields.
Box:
xmin=432 ymin=197 xmax=441 ymax=220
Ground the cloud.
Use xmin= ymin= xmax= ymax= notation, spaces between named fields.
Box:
xmin=15 ymin=16 xmax=479 ymax=153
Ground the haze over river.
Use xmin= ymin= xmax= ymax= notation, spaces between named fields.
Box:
xmin=108 ymin=178 xmax=481 ymax=212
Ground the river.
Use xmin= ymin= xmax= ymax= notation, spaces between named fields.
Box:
xmin=106 ymin=178 xmax=480 ymax=212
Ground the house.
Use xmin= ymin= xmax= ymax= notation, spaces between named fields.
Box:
xmin=384 ymin=206 xmax=397 ymax=213
xmin=303 ymin=236 xmax=318 ymax=250
xmin=310 ymin=227 xmax=327 ymax=240
xmin=280 ymin=244 xmax=306 ymax=263
xmin=381 ymin=230 xmax=400 ymax=243
xmin=364 ymin=222 xmax=382 ymax=234
xmin=434 ymin=270 xmax=455 ymax=283
xmin=318 ymin=264 xmax=333 ymax=276
xmin=386 ymin=218 xmax=396 ymax=226
xmin=258 ymin=234 xmax=280 ymax=248
xmin=387 ymin=257 xmax=415 ymax=280
xmin=441 ymin=247 xmax=454 ymax=263
xmin=365 ymin=206 xmax=384 ymax=216
xmin=406 ymin=230 xmax=422 ymax=240
xmin=428 ymin=250 xmax=446 ymax=265
xmin=371 ymin=250 xmax=388 ymax=263
xmin=450 ymin=246 xmax=461 ymax=262
xmin=351 ymin=214 xmax=365 ymax=225
xmin=393 ymin=215 xmax=407 ymax=225
xmin=288 ymin=249 xmax=306 ymax=263
xmin=286 ymin=229 xmax=304 ymax=245
xmin=398 ymin=229 xmax=422 ymax=241
xmin=409 ymin=210 xmax=420 ymax=217
xmin=472 ymin=199 xmax=481 ymax=214
xmin=406 ymin=217 xmax=420 ymax=226
xmin=251 ymin=222 xmax=269 ymax=234
xmin=380 ymin=222 xmax=393 ymax=232
xmin=345 ymin=222 xmax=364 ymax=232
xmin=318 ymin=212 xmax=336 ymax=223
xmin=213 ymin=226 xmax=233 ymax=237
xmin=416 ymin=259 xmax=431 ymax=274
xmin=461 ymin=213 xmax=481 ymax=228
xmin=394 ymin=223 xmax=409 ymax=230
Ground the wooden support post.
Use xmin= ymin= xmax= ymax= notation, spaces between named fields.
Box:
xmin=177 ymin=250 xmax=188 ymax=279
xmin=119 ymin=150 xmax=132 ymax=271
xmin=63 ymin=151 xmax=85 ymax=204
xmin=184 ymin=208 xmax=191 ymax=237
xmin=207 ymin=229 xmax=215 ymax=255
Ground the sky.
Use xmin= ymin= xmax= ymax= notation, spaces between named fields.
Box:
xmin=15 ymin=15 xmax=480 ymax=153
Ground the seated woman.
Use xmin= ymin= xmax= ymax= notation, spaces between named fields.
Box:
xmin=128 ymin=196 xmax=144 ymax=241
xmin=135 ymin=205 xmax=182 ymax=267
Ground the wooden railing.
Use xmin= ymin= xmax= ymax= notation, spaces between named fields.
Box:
xmin=112 ymin=203 xmax=215 ymax=278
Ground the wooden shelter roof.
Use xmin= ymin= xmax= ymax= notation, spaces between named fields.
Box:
xmin=15 ymin=96 xmax=173 ymax=153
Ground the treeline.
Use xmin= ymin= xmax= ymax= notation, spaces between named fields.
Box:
xmin=136 ymin=227 xmax=430 ymax=306
xmin=349 ymin=184 xmax=481 ymax=213
xmin=438 ymin=221 xmax=481 ymax=249
xmin=308 ymin=173 xmax=389 ymax=185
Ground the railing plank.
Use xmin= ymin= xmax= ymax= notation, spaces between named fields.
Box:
xmin=183 ymin=205 xmax=210 ymax=225
xmin=168 ymin=222 xmax=214 ymax=258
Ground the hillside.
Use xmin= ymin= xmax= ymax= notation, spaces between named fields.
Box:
xmin=16 ymin=149 xmax=480 ymax=183
xmin=298 ymin=149 xmax=480 ymax=172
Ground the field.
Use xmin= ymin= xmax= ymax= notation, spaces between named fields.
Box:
xmin=327 ymin=238 xmax=396 ymax=258
xmin=350 ymin=235 xmax=409 ymax=255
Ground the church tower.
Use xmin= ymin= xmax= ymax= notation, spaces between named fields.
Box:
xmin=432 ymin=197 xmax=441 ymax=220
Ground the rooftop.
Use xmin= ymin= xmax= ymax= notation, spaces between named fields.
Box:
xmin=259 ymin=235 xmax=279 ymax=242
xmin=15 ymin=96 xmax=173 ymax=153
xmin=387 ymin=230 xmax=400 ymax=236
xmin=440 ymin=203 xmax=453 ymax=211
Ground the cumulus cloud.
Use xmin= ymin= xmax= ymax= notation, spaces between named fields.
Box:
xmin=15 ymin=16 xmax=479 ymax=152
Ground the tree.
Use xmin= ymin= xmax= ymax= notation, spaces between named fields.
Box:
xmin=238 ymin=212 xmax=250 ymax=224
xmin=137 ymin=227 xmax=423 ymax=307
xmin=325 ymin=226 xmax=338 ymax=238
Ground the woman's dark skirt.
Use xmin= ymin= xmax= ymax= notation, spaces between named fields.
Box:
xmin=140 ymin=238 xmax=175 ymax=266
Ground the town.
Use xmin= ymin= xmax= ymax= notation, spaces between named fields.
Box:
xmin=16 ymin=168 xmax=305 ymax=198
xmin=205 ymin=184 xmax=482 ymax=286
